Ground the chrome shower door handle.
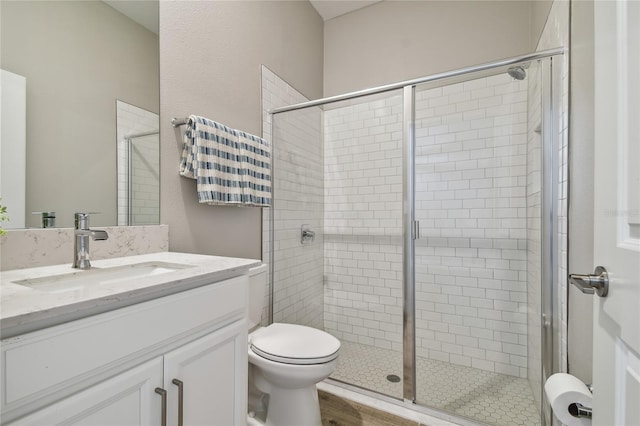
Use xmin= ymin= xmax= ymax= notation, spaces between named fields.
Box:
xmin=569 ymin=266 xmax=609 ymax=297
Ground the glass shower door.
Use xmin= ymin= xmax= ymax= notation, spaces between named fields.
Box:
xmin=322 ymin=91 xmax=405 ymax=398
xmin=412 ymin=67 xmax=543 ymax=426
xmin=269 ymin=89 xmax=406 ymax=399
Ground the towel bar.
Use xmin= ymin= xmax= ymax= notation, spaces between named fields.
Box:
xmin=171 ymin=117 xmax=190 ymax=127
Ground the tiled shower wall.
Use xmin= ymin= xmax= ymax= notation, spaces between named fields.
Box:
xmin=413 ymin=76 xmax=530 ymax=378
xmin=116 ymin=101 xmax=159 ymax=226
xmin=261 ymin=66 xmax=324 ymax=329
xmin=322 ymin=75 xmax=532 ymax=378
xmin=323 ymin=93 xmax=405 ymax=351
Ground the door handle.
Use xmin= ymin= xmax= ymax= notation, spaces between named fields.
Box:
xmin=568 ymin=266 xmax=609 ymax=297
xmin=172 ymin=379 xmax=184 ymax=426
xmin=155 ymin=387 xmax=167 ymax=426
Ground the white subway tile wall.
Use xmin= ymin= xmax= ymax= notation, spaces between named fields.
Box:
xmin=261 ymin=66 xmax=324 ymax=329
xmin=323 ymin=93 xmax=405 ymax=353
xmin=413 ymin=75 xmax=531 ymax=378
xmin=116 ymin=101 xmax=159 ymax=226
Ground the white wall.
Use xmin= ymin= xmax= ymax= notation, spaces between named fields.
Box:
xmin=159 ymin=1 xmax=323 ymax=259
xmin=323 ymin=1 xmax=532 ymax=96
xmin=530 ymin=1 xmax=554 ymax=49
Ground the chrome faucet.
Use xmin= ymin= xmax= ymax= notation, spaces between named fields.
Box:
xmin=73 ymin=213 xmax=108 ymax=269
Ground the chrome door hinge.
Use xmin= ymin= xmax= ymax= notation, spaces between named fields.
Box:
xmin=412 ymin=220 xmax=420 ymax=240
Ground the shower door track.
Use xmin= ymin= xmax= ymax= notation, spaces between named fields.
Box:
xmin=269 ymin=47 xmax=565 ymax=405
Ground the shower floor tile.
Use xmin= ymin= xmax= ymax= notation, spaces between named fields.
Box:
xmin=331 ymin=341 xmax=540 ymax=426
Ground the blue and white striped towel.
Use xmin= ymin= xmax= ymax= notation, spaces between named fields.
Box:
xmin=179 ymin=115 xmax=271 ymax=207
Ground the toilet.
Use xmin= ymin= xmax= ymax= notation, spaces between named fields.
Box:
xmin=247 ymin=265 xmax=340 ymax=426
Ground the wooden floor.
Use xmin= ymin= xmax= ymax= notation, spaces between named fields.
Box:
xmin=319 ymin=390 xmax=427 ymax=426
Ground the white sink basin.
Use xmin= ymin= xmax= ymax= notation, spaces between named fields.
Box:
xmin=15 ymin=262 xmax=193 ymax=294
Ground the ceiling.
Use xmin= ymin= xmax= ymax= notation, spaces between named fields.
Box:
xmin=309 ymin=0 xmax=382 ymax=21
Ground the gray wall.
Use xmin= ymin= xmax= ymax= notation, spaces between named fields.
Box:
xmin=158 ymin=0 xmax=553 ymax=261
xmin=0 ymin=1 xmax=159 ymax=228
xmin=530 ymin=0 xmax=554 ymax=49
xmin=159 ymin=1 xmax=323 ymax=259
xmin=323 ymin=1 xmax=533 ymax=96
xmin=568 ymin=0 xmax=595 ymax=385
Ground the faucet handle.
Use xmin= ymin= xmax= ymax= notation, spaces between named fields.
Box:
xmin=74 ymin=212 xmax=99 ymax=230
xmin=32 ymin=211 xmax=56 ymax=228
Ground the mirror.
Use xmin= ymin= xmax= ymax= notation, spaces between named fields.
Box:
xmin=0 ymin=0 xmax=159 ymax=228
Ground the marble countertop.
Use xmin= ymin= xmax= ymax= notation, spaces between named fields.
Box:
xmin=1 ymin=252 xmax=261 ymax=339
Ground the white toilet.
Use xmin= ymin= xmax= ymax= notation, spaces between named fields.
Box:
xmin=247 ymin=265 xmax=340 ymax=426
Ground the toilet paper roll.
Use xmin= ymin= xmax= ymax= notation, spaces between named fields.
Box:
xmin=544 ymin=373 xmax=593 ymax=426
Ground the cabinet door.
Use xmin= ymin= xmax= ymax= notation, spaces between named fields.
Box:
xmin=163 ymin=320 xmax=248 ymax=426
xmin=8 ymin=357 xmax=163 ymax=426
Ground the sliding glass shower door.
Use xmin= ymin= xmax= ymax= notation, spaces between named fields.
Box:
xmin=412 ymin=64 xmax=547 ymax=426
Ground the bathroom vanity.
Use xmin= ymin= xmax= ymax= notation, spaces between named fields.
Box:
xmin=0 ymin=252 xmax=260 ymax=425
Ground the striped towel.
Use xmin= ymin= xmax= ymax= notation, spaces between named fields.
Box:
xmin=179 ymin=115 xmax=271 ymax=207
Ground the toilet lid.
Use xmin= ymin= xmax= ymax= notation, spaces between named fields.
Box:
xmin=250 ymin=323 xmax=341 ymax=365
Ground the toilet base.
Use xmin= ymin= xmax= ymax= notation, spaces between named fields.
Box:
xmin=263 ymin=385 xmax=322 ymax=426
xmin=247 ymin=385 xmax=321 ymax=426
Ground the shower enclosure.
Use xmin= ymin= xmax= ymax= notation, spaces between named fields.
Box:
xmin=264 ymin=48 xmax=564 ymax=426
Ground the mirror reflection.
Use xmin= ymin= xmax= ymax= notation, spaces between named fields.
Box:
xmin=0 ymin=0 xmax=159 ymax=228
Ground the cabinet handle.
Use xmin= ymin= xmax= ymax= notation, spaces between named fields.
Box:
xmin=155 ymin=387 xmax=167 ymax=426
xmin=172 ymin=379 xmax=184 ymax=426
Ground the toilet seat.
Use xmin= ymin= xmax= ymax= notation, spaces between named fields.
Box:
xmin=250 ymin=323 xmax=340 ymax=365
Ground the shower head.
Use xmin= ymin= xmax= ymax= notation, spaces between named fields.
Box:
xmin=507 ymin=65 xmax=527 ymax=81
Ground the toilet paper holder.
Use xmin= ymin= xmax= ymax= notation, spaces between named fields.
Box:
xmin=568 ymin=402 xmax=592 ymax=419
xmin=568 ymin=383 xmax=593 ymax=419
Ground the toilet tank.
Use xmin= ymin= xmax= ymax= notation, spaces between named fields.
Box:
xmin=247 ymin=264 xmax=268 ymax=330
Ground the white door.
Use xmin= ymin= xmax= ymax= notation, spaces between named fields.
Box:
xmin=8 ymin=357 xmax=164 ymax=426
xmin=163 ymin=320 xmax=248 ymax=426
xmin=592 ymin=1 xmax=640 ymax=425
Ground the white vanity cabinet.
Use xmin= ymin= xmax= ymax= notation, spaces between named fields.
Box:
xmin=1 ymin=275 xmax=249 ymax=426
xmin=7 ymin=357 xmax=164 ymax=425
